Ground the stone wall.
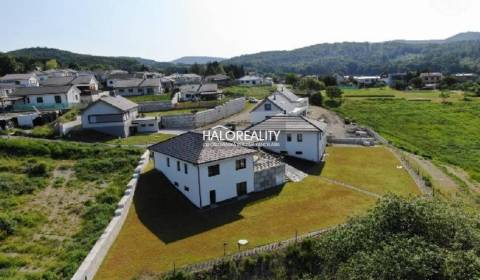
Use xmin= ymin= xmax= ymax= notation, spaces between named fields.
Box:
xmin=71 ymin=151 xmax=150 ymax=280
xmin=138 ymin=101 xmax=174 ymax=112
xmin=254 ymin=164 xmax=285 ymax=192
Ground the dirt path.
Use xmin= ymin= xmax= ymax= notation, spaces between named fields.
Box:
xmin=410 ymin=156 xmax=459 ymax=190
xmin=307 ymin=105 xmax=348 ymax=138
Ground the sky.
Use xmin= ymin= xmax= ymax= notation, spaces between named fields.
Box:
xmin=1 ymin=0 xmax=479 ymax=61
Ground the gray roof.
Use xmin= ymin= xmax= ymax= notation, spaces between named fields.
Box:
xmin=148 ymin=131 xmax=256 ymax=164
xmin=180 ymin=83 xmax=218 ymax=93
xmin=277 ymin=89 xmax=301 ymax=102
xmin=0 ymin=73 xmax=36 ymax=80
xmin=113 ymin=78 xmax=160 ymax=88
xmin=267 ymin=94 xmax=296 ymax=112
xmin=11 ymin=85 xmax=76 ymax=96
xmin=72 ymin=75 xmax=97 ymax=84
xmin=40 ymin=77 xmax=74 ymax=86
xmin=248 ymin=116 xmax=327 ymax=132
xmin=139 ymin=78 xmax=161 ymax=87
xmin=98 ymin=96 xmax=138 ymax=112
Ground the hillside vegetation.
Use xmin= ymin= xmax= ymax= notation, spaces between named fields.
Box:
xmin=226 ymin=33 xmax=480 ymax=74
xmin=0 ymin=138 xmax=141 ymax=279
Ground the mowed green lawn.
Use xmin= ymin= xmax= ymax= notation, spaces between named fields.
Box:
xmin=335 ymin=99 xmax=480 ymax=182
xmin=105 ymin=133 xmax=174 ymax=145
xmin=96 ymin=146 xmax=420 ymax=280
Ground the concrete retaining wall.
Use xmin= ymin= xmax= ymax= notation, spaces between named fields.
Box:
xmin=328 ymin=136 xmax=375 ymax=146
xmin=160 ymin=97 xmax=245 ymax=129
xmin=57 ymin=116 xmax=82 ymax=136
xmin=71 ymin=150 xmax=150 ymax=280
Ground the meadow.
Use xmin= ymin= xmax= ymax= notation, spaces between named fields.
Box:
xmin=0 ymin=138 xmax=141 ymax=279
xmin=333 ymin=97 xmax=480 ymax=182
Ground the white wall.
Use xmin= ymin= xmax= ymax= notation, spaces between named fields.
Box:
xmin=134 ymin=119 xmax=159 ymax=133
xmin=198 ymin=155 xmax=254 ymax=206
xmin=250 ymin=100 xmax=284 ymax=124
xmin=81 ymin=101 xmax=137 ymax=129
xmin=153 ymin=152 xmax=201 ymax=207
xmin=265 ymin=131 xmax=324 ymax=162
xmin=24 ymin=88 xmax=80 ymax=107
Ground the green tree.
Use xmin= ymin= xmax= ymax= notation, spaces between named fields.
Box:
xmin=321 ymin=75 xmax=337 ymax=86
xmin=326 ymin=86 xmax=343 ymax=100
xmin=285 ymin=73 xmax=299 ymax=86
xmin=299 ymin=77 xmax=325 ymax=91
xmin=0 ymin=54 xmax=23 ymax=76
xmin=45 ymin=59 xmax=59 ymax=70
xmin=309 ymin=92 xmax=323 ymax=106
xmin=409 ymin=77 xmax=423 ymax=89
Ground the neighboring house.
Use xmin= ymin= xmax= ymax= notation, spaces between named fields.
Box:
xmin=166 ymin=73 xmax=202 ymax=86
xmin=135 ymin=71 xmax=163 ymax=79
xmin=353 ymin=76 xmax=381 ymax=87
xmin=249 ymin=88 xmax=308 ymax=124
xmin=11 ymin=85 xmax=81 ymax=111
xmin=237 ymin=75 xmax=266 ymax=86
xmin=112 ymin=78 xmax=163 ymax=96
xmin=333 ymin=73 xmax=346 ymax=84
xmin=106 ymin=73 xmax=137 ymax=88
xmin=204 ymin=74 xmax=232 ymax=86
xmin=420 ymin=72 xmax=443 ymax=89
xmin=0 ymin=73 xmax=39 ymax=87
xmin=81 ymin=95 xmax=138 ymax=137
xmin=178 ymin=83 xmax=221 ymax=101
xmin=40 ymin=75 xmax=99 ymax=92
xmin=0 ymin=84 xmax=15 ymax=109
xmin=149 ymin=131 xmax=257 ymax=208
xmin=160 ymin=77 xmax=175 ymax=92
xmin=248 ymin=115 xmax=327 ymax=162
xmin=453 ymin=73 xmax=478 ymax=82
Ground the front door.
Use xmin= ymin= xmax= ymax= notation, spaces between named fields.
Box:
xmin=209 ymin=190 xmax=216 ymax=205
xmin=236 ymin=182 xmax=247 ymax=196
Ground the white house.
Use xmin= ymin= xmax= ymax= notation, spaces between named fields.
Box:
xmin=112 ymin=78 xmax=163 ymax=96
xmin=248 ymin=115 xmax=327 ymax=162
xmin=237 ymin=75 xmax=266 ymax=86
xmin=149 ymin=131 xmax=257 ymax=208
xmin=11 ymin=85 xmax=81 ymax=111
xmin=249 ymin=88 xmax=308 ymax=124
xmin=0 ymin=73 xmax=39 ymax=87
xmin=178 ymin=83 xmax=221 ymax=101
xmin=166 ymin=73 xmax=202 ymax=86
xmin=353 ymin=76 xmax=381 ymax=87
xmin=420 ymin=72 xmax=443 ymax=89
xmin=40 ymin=75 xmax=99 ymax=92
xmin=81 ymin=96 xmax=138 ymax=138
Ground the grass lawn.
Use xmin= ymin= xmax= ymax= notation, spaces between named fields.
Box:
xmin=342 ymin=87 xmax=466 ymax=103
xmin=222 ymin=85 xmax=275 ymax=99
xmin=334 ymin=99 xmax=480 ymax=182
xmin=96 ymin=146 xmax=419 ymax=280
xmin=125 ymin=94 xmax=171 ymax=103
xmin=322 ymin=146 xmax=420 ymax=196
xmin=105 ymin=133 xmax=174 ymax=145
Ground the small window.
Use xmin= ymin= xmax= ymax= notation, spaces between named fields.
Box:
xmin=295 ymin=151 xmax=303 ymax=155
xmin=54 ymin=95 xmax=62 ymax=104
xmin=148 ymin=124 xmax=154 ymax=127
xmin=184 ymin=186 xmax=189 ymax=192
xmin=119 ymin=89 xmax=124 ymax=93
xmin=138 ymin=89 xmax=144 ymax=94
xmin=184 ymin=163 xmax=188 ymax=174
xmin=236 ymin=158 xmax=246 ymax=170
xmin=264 ymin=103 xmax=271 ymax=111
xmin=271 ymin=134 xmax=277 ymax=142
xmin=75 ymin=94 xmax=78 ymax=100
xmin=147 ymin=88 xmax=153 ymax=94
xmin=128 ymin=89 xmax=134 ymax=93
xmin=166 ymin=157 xmax=170 ymax=167
xmin=177 ymin=161 xmax=181 ymax=171
xmin=287 ymin=134 xmax=292 ymax=142
xmin=208 ymin=164 xmax=220 ymax=177
xmin=36 ymin=97 xmax=44 ymax=103
xmin=297 ymin=134 xmax=303 ymax=142
xmin=141 ymin=124 xmax=146 ymax=127
xmin=174 ymin=182 xmax=179 ymax=187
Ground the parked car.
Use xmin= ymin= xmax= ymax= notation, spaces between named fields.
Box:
xmin=248 ymin=97 xmax=258 ymax=103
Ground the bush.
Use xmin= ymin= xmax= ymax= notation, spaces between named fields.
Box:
xmin=0 ymin=213 xmax=17 ymax=239
xmin=309 ymin=92 xmax=323 ymax=106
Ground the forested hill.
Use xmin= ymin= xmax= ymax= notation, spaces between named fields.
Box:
xmin=171 ymin=56 xmax=226 ymax=64
xmin=1 ymin=47 xmax=178 ymax=74
xmin=225 ymin=32 xmax=480 ymax=75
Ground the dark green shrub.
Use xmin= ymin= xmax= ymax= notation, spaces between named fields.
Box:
xmin=309 ymin=92 xmax=323 ymax=106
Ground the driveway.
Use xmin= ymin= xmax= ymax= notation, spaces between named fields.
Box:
xmin=307 ymin=105 xmax=348 ymax=138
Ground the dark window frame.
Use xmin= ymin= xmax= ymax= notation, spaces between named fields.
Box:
xmin=208 ymin=164 xmax=220 ymax=177
xmin=264 ymin=103 xmax=271 ymax=111
xmin=166 ymin=157 xmax=170 ymax=167
xmin=88 ymin=113 xmax=124 ymax=124
xmin=236 ymin=158 xmax=246 ymax=170
xmin=287 ymin=133 xmax=292 ymax=142
xmin=297 ymin=133 xmax=303 ymax=142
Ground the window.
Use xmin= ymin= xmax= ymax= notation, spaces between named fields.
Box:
xmin=295 ymin=151 xmax=303 ymax=155
xmin=297 ymin=133 xmax=303 ymax=142
xmin=141 ymin=124 xmax=146 ymax=127
xmin=236 ymin=158 xmax=246 ymax=170
xmin=287 ymin=134 xmax=292 ymax=142
xmin=148 ymin=123 xmax=154 ymax=127
xmin=88 ymin=114 xmax=123 ymax=124
xmin=166 ymin=157 xmax=170 ymax=167
xmin=147 ymin=88 xmax=153 ymax=94
xmin=54 ymin=95 xmax=62 ymax=104
xmin=119 ymin=89 xmax=125 ymax=93
xmin=138 ymin=89 xmax=144 ymax=94
xmin=236 ymin=182 xmax=247 ymax=196
xmin=128 ymin=89 xmax=134 ymax=93
xmin=177 ymin=161 xmax=181 ymax=171
xmin=271 ymin=133 xmax=277 ymax=142
xmin=174 ymin=182 xmax=179 ymax=187
xmin=264 ymin=103 xmax=271 ymax=111
xmin=36 ymin=97 xmax=43 ymax=103
xmin=184 ymin=186 xmax=190 ymax=192
xmin=184 ymin=163 xmax=188 ymax=174
xmin=208 ymin=164 xmax=220 ymax=177
xmin=75 ymin=94 xmax=78 ymax=100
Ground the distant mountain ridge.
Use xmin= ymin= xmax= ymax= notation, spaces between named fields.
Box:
xmin=225 ymin=32 xmax=480 ymax=75
xmin=171 ymin=56 xmax=226 ymax=64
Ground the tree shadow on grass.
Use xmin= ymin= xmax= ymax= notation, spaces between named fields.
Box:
xmin=134 ymin=169 xmax=285 ymax=243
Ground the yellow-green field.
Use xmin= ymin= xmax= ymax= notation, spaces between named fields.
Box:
xmin=342 ymin=87 xmax=466 ymax=103
xmin=95 ymin=146 xmax=420 ymax=280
